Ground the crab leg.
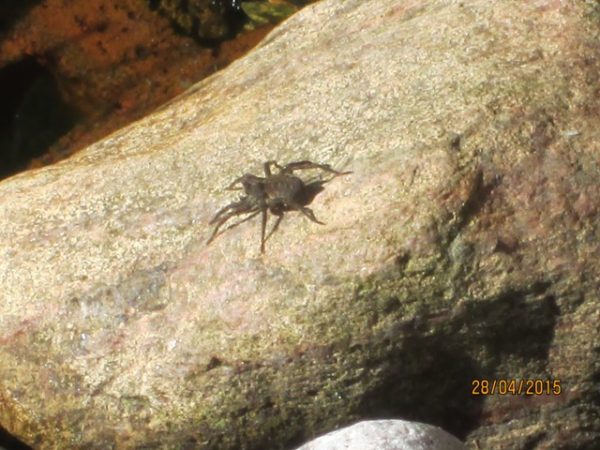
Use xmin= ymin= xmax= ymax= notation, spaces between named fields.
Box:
xmin=209 ymin=201 xmax=243 ymax=225
xmin=260 ymin=209 xmax=268 ymax=253
xmin=207 ymin=204 xmax=258 ymax=245
xmin=263 ymin=160 xmax=285 ymax=177
xmin=287 ymin=201 xmax=325 ymax=225
xmin=225 ymin=174 xmax=265 ymax=191
xmin=222 ymin=210 xmax=261 ymax=232
xmin=264 ymin=213 xmax=284 ymax=244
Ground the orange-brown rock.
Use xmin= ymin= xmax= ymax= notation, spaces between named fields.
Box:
xmin=0 ymin=0 xmax=272 ymax=176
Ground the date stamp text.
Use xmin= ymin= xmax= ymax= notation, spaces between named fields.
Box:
xmin=471 ymin=379 xmax=561 ymax=396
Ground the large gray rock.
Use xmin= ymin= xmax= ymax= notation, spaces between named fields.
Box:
xmin=0 ymin=0 xmax=599 ymax=449
xmin=295 ymin=420 xmax=465 ymax=450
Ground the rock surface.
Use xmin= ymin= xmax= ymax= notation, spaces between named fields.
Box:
xmin=295 ymin=420 xmax=465 ymax=450
xmin=0 ymin=0 xmax=599 ymax=449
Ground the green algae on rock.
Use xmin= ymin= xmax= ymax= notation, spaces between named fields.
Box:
xmin=241 ymin=1 xmax=301 ymax=29
xmin=149 ymin=0 xmax=247 ymax=42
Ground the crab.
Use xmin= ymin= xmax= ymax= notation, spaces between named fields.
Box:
xmin=207 ymin=160 xmax=351 ymax=252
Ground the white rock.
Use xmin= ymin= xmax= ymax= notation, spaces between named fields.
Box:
xmin=295 ymin=420 xmax=466 ymax=450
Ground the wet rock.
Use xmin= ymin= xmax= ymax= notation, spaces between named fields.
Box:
xmin=0 ymin=0 xmax=599 ymax=449
xmin=241 ymin=1 xmax=304 ymax=29
xmin=149 ymin=0 xmax=247 ymax=43
xmin=295 ymin=420 xmax=465 ymax=450
xmin=0 ymin=0 xmax=273 ymax=180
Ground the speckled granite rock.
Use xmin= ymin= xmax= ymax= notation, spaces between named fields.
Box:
xmin=295 ymin=420 xmax=466 ymax=450
xmin=0 ymin=0 xmax=599 ymax=449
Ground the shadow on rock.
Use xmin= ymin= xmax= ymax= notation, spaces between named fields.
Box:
xmin=354 ymin=281 xmax=559 ymax=440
